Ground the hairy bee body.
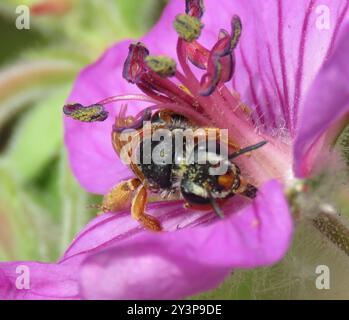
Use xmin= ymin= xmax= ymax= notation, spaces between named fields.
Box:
xmin=112 ymin=109 xmax=248 ymax=208
xmin=102 ymin=107 xmax=263 ymax=230
xmin=135 ymin=112 xmax=191 ymax=194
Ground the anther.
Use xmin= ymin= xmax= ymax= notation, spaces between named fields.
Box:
xmin=173 ymin=14 xmax=203 ymax=42
xmin=145 ymin=55 xmax=177 ymax=78
xmin=63 ymin=103 xmax=108 ymax=122
xmin=122 ymin=42 xmax=149 ymax=84
xmin=230 ymin=15 xmax=242 ymax=49
xmin=199 ymin=55 xmax=222 ymax=96
xmin=185 ymin=0 xmax=205 ymax=19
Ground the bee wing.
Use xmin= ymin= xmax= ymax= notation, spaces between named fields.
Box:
xmin=148 ymin=190 xmax=182 ymax=203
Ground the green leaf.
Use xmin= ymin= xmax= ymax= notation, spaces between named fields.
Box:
xmin=58 ymin=149 xmax=99 ymax=254
xmin=5 ymin=85 xmax=71 ymax=182
xmin=0 ymin=159 xmax=51 ymax=260
xmin=0 ymin=58 xmax=78 ymax=128
xmin=117 ymin=0 xmax=168 ymax=31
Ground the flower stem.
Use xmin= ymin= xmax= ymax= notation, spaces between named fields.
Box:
xmin=313 ymin=211 xmax=349 ymax=256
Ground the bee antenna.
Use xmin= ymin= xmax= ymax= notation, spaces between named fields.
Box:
xmin=207 ymin=190 xmax=225 ymax=219
xmin=228 ymin=141 xmax=268 ymax=160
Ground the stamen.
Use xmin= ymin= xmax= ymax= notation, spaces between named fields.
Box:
xmin=114 ymin=107 xmax=152 ymax=133
xmin=183 ymin=41 xmax=209 ymax=70
xmin=173 ymin=14 xmax=203 ymax=42
xmin=185 ymin=0 xmax=205 ymax=19
xmin=230 ymin=15 xmax=242 ymax=50
xmin=121 ymin=43 xmax=199 ymax=108
xmin=141 ymin=71 xmax=199 ymax=107
xmin=96 ymin=94 xmax=158 ymax=106
xmin=199 ymin=55 xmax=222 ymax=96
xmin=219 ymin=54 xmax=235 ymax=83
xmin=197 ymin=16 xmax=242 ymax=96
xmin=122 ymin=42 xmax=149 ymax=84
xmin=63 ymin=103 xmax=108 ymax=122
xmin=136 ymin=83 xmax=174 ymax=104
xmin=145 ymin=55 xmax=176 ymax=78
xmin=198 ymin=33 xmax=233 ymax=96
xmin=178 ymin=84 xmax=193 ymax=96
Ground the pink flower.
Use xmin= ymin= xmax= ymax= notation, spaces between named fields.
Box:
xmin=1 ymin=0 xmax=349 ymax=299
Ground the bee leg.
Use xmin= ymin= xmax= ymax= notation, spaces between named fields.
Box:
xmin=100 ymin=178 xmax=141 ymax=214
xmin=131 ymin=185 xmax=162 ymax=232
xmin=240 ymin=183 xmax=258 ymax=199
xmin=235 ymin=177 xmax=258 ymax=199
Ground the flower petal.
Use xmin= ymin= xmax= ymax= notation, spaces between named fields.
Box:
xmin=293 ymin=24 xmax=349 ymax=177
xmin=79 ymin=180 xmax=292 ymax=299
xmin=0 ymin=262 xmax=79 ymax=300
xmin=225 ymin=0 xmax=349 ymax=133
xmin=79 ymin=242 xmax=230 ymax=300
xmin=60 ymin=201 xmax=220 ymax=263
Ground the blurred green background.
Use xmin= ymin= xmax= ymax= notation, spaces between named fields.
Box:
xmin=1 ymin=0 xmax=349 ymax=300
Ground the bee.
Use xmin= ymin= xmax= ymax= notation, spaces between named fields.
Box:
xmin=100 ymin=106 xmax=267 ymax=231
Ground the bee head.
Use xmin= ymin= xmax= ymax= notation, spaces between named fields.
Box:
xmin=180 ymin=142 xmax=240 ymax=215
xmin=180 ymin=140 xmax=267 ymax=217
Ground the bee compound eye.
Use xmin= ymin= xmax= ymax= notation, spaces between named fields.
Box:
xmin=217 ymin=172 xmax=235 ymax=190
